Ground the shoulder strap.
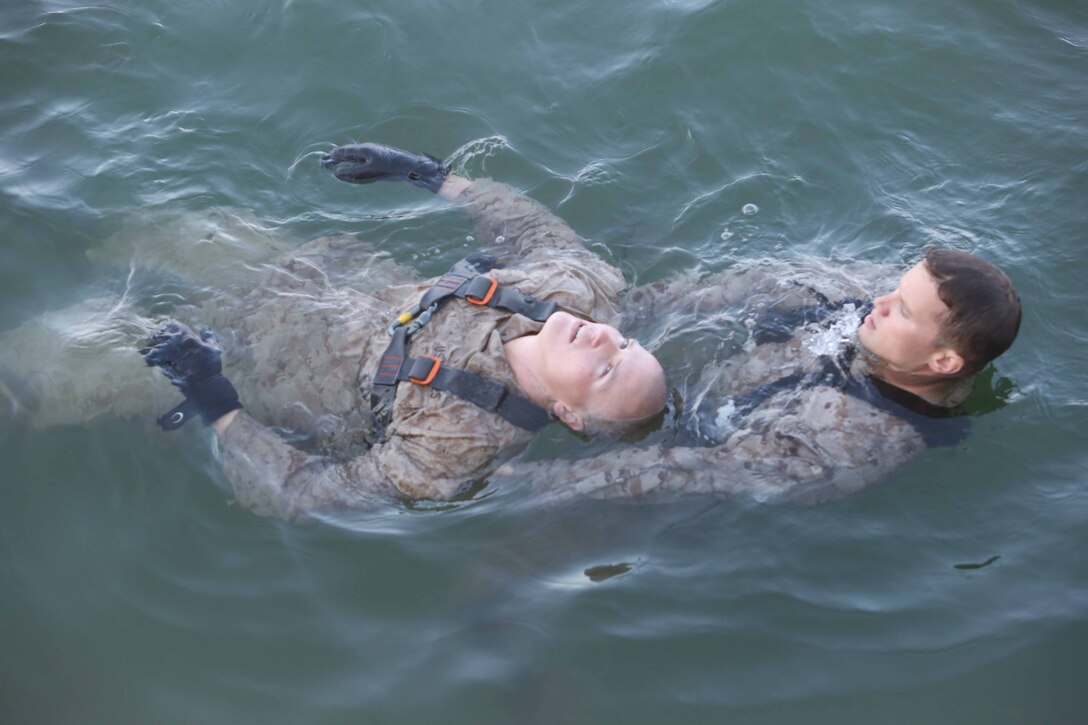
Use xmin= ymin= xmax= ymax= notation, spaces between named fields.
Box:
xmin=368 ymin=257 xmax=557 ymax=442
xmin=395 ymin=355 xmax=551 ymax=431
xmin=419 ymin=270 xmax=557 ymax=322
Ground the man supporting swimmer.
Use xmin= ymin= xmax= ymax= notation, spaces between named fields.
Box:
xmin=125 ymin=141 xmax=1024 ymax=512
xmin=2 ymin=140 xmax=1021 ymax=516
xmin=504 ymin=243 xmax=1021 ymax=504
xmin=139 ymin=143 xmax=669 ymax=519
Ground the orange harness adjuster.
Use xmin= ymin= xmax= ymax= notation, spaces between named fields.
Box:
xmin=465 ymin=276 xmax=498 ymax=305
xmin=408 ymin=355 xmax=442 ymax=385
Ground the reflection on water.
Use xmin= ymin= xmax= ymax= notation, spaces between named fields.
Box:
xmin=2 ymin=0 xmax=1086 ymax=721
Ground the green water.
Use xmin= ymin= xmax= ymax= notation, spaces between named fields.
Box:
xmin=2 ymin=0 xmax=1086 ymax=723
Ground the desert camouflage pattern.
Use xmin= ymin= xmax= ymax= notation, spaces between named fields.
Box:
xmin=209 ymin=179 xmax=629 ymax=519
xmin=0 ymin=180 xmax=626 ymax=519
xmin=0 ymin=183 xmax=961 ymax=516
xmin=499 ymin=257 xmax=956 ymax=505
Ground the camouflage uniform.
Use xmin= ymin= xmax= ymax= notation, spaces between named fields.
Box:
xmin=502 ymin=257 xmax=971 ymax=505
xmin=1 ymin=185 xmax=969 ymax=516
xmin=207 ymin=180 xmax=629 ymax=519
xmin=0 ymin=180 xmax=626 ymax=519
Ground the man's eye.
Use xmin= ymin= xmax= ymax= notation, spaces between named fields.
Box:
xmin=620 ymin=338 xmax=629 ymax=349
xmin=601 ymin=364 xmax=613 ymax=377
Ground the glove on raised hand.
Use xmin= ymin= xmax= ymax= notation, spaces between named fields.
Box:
xmin=140 ymin=321 xmax=242 ymax=431
xmin=320 ymin=142 xmax=450 ymax=193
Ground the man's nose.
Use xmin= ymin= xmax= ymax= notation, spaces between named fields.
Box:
xmin=591 ymin=325 xmax=618 ymax=349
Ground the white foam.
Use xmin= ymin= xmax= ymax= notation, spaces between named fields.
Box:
xmin=803 ymin=303 xmax=861 ymax=358
xmin=714 ymin=398 xmax=738 ymax=432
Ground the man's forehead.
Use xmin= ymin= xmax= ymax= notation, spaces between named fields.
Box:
xmin=902 ymin=261 xmax=949 ymax=317
xmin=598 ymin=347 xmax=662 ymax=418
xmin=901 ymin=260 xmax=928 ymax=283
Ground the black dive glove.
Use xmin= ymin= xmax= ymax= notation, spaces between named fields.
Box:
xmin=140 ymin=321 xmax=242 ymax=431
xmin=320 ymin=142 xmax=450 ymax=193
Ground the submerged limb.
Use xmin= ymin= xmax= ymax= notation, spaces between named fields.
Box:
xmin=625 ymin=258 xmax=895 ymax=327
xmin=215 ymin=412 xmax=389 ymax=520
xmin=0 ymin=295 xmax=176 ymax=429
xmin=456 ymin=178 xmax=608 ymax=266
xmin=261 ymin=233 xmax=423 ymax=295
xmin=87 ymin=206 xmax=298 ymax=295
xmin=89 ymin=202 xmax=423 ymax=296
xmin=497 ymin=384 xmax=925 ymax=506
xmin=321 ymin=142 xmax=613 ymax=268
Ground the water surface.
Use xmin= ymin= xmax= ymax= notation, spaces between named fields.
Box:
xmin=2 ymin=1 xmax=1086 ymax=722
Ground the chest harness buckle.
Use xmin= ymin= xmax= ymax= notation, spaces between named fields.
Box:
xmin=370 ymin=255 xmax=559 ymax=441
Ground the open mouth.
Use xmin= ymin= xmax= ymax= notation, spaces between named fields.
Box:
xmin=570 ymin=321 xmax=587 ymax=343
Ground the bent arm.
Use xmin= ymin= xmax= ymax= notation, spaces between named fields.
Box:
xmin=435 ymin=172 xmax=628 ymax=321
xmin=323 ymin=143 xmax=601 ymax=265
xmin=213 ymin=411 xmax=396 ymax=521
xmin=623 ymin=257 xmax=897 ymax=330
xmin=440 ymin=173 xmax=606 ymax=266
xmin=497 ymin=388 xmax=926 ymax=505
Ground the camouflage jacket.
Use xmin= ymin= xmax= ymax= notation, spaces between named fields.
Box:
xmin=209 ymin=180 xmax=627 ymax=519
xmin=500 ymin=257 xmax=971 ymax=505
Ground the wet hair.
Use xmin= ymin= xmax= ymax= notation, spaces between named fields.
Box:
xmin=579 ymin=403 xmax=668 ymax=441
xmin=573 ymin=370 xmax=669 ymax=440
xmin=924 ymin=248 xmax=1021 ymax=375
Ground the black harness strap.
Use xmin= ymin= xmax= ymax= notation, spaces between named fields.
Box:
xmin=397 ymin=354 xmax=551 ymax=430
xmin=417 ymin=269 xmax=558 ymax=322
xmin=693 ymin=300 xmax=969 ymax=447
xmin=369 ymin=257 xmax=557 ymax=441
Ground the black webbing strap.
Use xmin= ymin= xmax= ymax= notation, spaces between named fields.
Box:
xmin=395 ymin=355 xmax=551 ymax=431
xmin=418 ymin=271 xmax=558 ymax=323
xmin=370 ymin=326 xmax=409 ymax=429
xmin=368 ymin=258 xmax=557 ymax=441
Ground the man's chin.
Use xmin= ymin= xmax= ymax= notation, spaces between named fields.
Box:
xmin=856 ymin=326 xmax=873 ymax=352
xmin=855 ymin=338 xmax=888 ymax=369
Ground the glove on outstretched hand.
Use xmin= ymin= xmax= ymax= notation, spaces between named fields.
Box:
xmin=140 ymin=321 xmax=242 ymax=431
xmin=320 ymin=142 xmax=450 ymax=193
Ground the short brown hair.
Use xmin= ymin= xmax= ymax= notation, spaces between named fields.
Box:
xmin=580 ymin=404 xmax=668 ymax=441
xmin=924 ymin=249 xmax=1021 ymax=375
xmin=579 ymin=376 xmax=669 ymax=440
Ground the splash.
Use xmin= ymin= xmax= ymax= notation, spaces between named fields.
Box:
xmin=803 ymin=303 xmax=862 ymax=358
xmin=713 ymin=397 xmax=738 ymax=435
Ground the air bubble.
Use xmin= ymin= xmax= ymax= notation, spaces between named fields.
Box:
xmin=714 ymin=399 xmax=738 ymax=430
xmin=742 ymin=203 xmax=759 ymax=216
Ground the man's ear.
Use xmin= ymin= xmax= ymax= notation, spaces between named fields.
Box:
xmin=928 ymin=348 xmax=964 ymax=376
xmin=551 ymin=401 xmax=585 ymax=431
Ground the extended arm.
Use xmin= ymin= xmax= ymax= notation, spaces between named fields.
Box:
xmin=497 ymin=386 xmax=926 ymax=505
xmin=321 ymin=142 xmax=607 ymax=265
xmin=321 ymin=141 xmax=628 ymax=326
xmin=212 ymin=410 xmax=394 ymax=520
xmin=143 ymin=323 xmax=396 ymax=521
xmin=622 ymin=258 xmax=896 ymax=332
